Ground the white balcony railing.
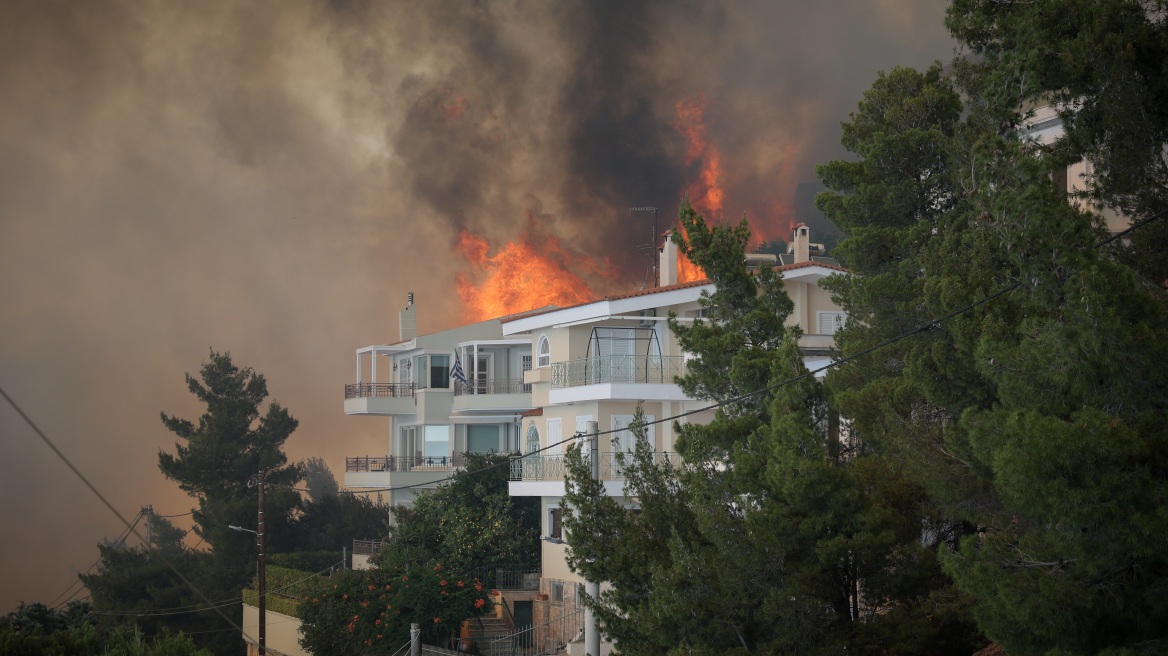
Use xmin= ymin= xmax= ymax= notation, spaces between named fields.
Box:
xmin=510 ymin=451 xmax=681 ymax=482
xmin=550 ymin=356 xmax=687 ymax=389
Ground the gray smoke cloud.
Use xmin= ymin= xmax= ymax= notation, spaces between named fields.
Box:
xmin=0 ymin=0 xmax=954 ymax=610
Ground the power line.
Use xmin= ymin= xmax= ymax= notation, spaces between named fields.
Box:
xmin=0 ymin=386 xmax=245 ymax=637
xmin=46 ymin=510 xmax=144 ymax=610
xmin=90 ymin=558 xmax=344 ymax=617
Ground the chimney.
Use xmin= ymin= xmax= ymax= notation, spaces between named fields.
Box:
xmin=659 ymin=230 xmax=679 ymax=286
xmin=399 ymin=292 xmax=416 ymax=342
xmin=793 ymin=224 xmax=811 ymax=263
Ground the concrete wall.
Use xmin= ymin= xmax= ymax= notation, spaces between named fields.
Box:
xmin=242 ymin=605 xmax=309 ymax=656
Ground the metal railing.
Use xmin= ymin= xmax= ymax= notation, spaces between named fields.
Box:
xmin=486 ymin=607 xmax=584 ymax=656
xmin=550 ymin=355 xmax=687 ymax=388
xmin=510 ymin=451 xmax=682 ymax=481
xmin=453 ymin=378 xmax=529 ymax=396
xmin=352 ymin=539 xmax=384 ymax=556
xmin=344 ymin=382 xmax=416 ymax=399
xmin=464 ymin=565 xmax=541 ymax=591
xmin=346 ymin=453 xmax=468 ymax=472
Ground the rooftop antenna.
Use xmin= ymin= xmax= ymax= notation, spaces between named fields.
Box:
xmin=629 ymin=207 xmax=659 ymax=287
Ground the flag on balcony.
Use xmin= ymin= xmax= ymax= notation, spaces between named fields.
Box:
xmin=450 ymin=352 xmax=468 ymax=385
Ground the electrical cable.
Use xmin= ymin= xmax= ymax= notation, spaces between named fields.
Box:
xmin=0 ymin=386 xmax=245 ymax=637
xmin=47 ymin=510 xmax=144 ymax=610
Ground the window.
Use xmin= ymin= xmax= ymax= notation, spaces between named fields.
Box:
xmin=467 ymin=425 xmax=498 ymax=453
xmin=423 ymin=425 xmax=450 ymax=459
xmin=537 ymin=334 xmax=550 ymax=367
xmin=549 ymin=580 xmax=564 ymax=604
xmin=525 ymin=424 xmax=540 ymax=454
xmin=402 ymin=426 xmax=418 ymax=460
xmin=547 ymin=507 xmax=562 ymax=540
xmin=522 ymin=355 xmax=533 ymax=392
xmin=546 ymin=418 xmax=563 ymax=456
xmin=817 ymin=312 xmax=847 ymax=335
xmin=413 ymin=355 xmax=451 ymax=389
xmin=429 ymin=355 xmax=450 ymax=389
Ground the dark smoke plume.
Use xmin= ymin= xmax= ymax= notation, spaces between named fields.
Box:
xmin=0 ymin=0 xmax=953 ymax=611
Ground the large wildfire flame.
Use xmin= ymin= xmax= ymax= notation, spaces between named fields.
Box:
xmin=673 ymin=95 xmax=725 ymax=283
xmin=455 ymin=215 xmax=612 ymax=322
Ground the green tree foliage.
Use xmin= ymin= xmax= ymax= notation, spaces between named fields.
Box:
xmin=818 ymin=43 xmax=1168 ymax=655
xmin=561 ymin=200 xmax=981 ymax=655
xmin=0 ymin=601 xmax=210 ymax=656
xmin=374 ymin=453 xmax=539 ymax=574
xmin=158 ymin=350 xmax=303 ymax=583
xmin=79 ymin=542 xmax=237 ymax=654
xmin=297 ymin=564 xmax=493 ymax=655
xmin=947 ymin=0 xmax=1168 ymax=283
xmin=292 ymin=492 xmax=390 ymax=555
xmin=303 ymin=456 xmax=341 ymax=502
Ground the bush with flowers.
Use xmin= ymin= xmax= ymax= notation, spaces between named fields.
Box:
xmin=297 ymin=561 xmax=493 ymax=655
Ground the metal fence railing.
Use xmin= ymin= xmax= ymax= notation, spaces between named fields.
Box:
xmin=344 ymin=382 xmax=416 ymax=399
xmin=550 ymin=355 xmax=687 ymax=388
xmin=464 ymin=565 xmax=541 ymax=591
xmin=352 ymin=539 xmax=384 ymax=556
xmin=487 ymin=607 xmax=585 ymax=656
xmin=510 ymin=451 xmax=682 ymax=482
xmin=453 ymin=378 xmax=529 ymax=396
xmin=346 ymin=453 xmax=468 ymax=473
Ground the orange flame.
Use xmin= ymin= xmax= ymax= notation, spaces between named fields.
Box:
xmin=674 ymin=95 xmax=725 ymax=220
xmin=673 ymin=95 xmax=730 ymax=282
xmin=456 ymin=215 xmax=611 ymax=322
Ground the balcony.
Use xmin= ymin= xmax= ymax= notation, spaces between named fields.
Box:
xmin=343 ymin=382 xmax=416 ymax=415
xmin=547 ymin=356 xmax=690 ymax=403
xmin=344 ymin=453 xmax=466 ymax=490
xmin=452 ymin=378 xmax=532 ymax=412
xmin=509 ymin=451 xmax=681 ymax=482
xmin=346 ymin=453 xmax=467 ymax=472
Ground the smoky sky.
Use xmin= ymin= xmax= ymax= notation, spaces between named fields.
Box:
xmin=0 ymin=0 xmax=954 ymax=611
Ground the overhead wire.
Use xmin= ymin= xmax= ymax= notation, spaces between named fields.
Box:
xmin=0 ymin=386 xmax=245 ymax=637
xmin=46 ymin=510 xmax=144 ymax=610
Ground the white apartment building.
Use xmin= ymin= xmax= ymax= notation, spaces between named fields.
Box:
xmin=499 ymin=226 xmax=847 ymax=653
xmin=342 ymin=294 xmax=535 ymax=512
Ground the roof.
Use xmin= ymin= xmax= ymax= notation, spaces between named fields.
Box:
xmin=520 ymin=407 xmax=544 ymax=418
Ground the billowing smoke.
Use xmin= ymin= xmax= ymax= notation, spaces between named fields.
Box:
xmin=0 ymin=0 xmax=954 ymax=610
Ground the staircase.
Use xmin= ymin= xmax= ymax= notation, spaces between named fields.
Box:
xmin=471 ymin=616 xmax=515 ymax=656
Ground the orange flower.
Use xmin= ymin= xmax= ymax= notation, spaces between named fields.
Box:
xmin=402 ymin=575 xmax=409 ymax=581
xmin=434 ymin=617 xmax=442 ymax=623
xmin=368 ymin=584 xmax=376 ymax=590
xmin=440 ymin=580 xmax=447 ymax=586
xmin=474 ymin=598 xmax=485 ymax=609
xmin=376 ymin=619 xmax=381 ymax=625
xmin=457 ymin=581 xmax=465 ymax=587
xmin=342 ymin=594 xmax=348 ymax=599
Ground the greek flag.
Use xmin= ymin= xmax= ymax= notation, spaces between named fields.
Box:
xmin=450 ymin=352 xmax=468 ymax=385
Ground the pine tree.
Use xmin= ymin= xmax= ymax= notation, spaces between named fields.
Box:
xmin=562 ymin=200 xmax=982 ymax=655
xmin=818 ymin=49 xmax=1168 ymax=654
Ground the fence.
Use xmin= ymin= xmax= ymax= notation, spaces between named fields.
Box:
xmin=464 ymin=564 xmax=541 ymax=591
xmin=344 ymin=382 xmax=416 ymax=399
xmin=510 ymin=451 xmax=682 ymax=482
xmin=453 ymin=378 xmax=529 ymax=396
xmin=551 ymin=355 xmax=687 ymax=388
xmin=346 ymin=453 xmax=468 ymax=473
xmin=486 ymin=607 xmax=585 ymax=656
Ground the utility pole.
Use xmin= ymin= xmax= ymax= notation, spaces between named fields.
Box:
xmin=257 ymin=472 xmax=266 ymax=656
xmin=584 ymin=420 xmax=601 ymax=656
xmin=143 ymin=505 xmax=153 ymax=560
xmin=630 ymin=207 xmax=659 ymax=288
xmin=410 ymin=622 xmax=421 ymax=656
